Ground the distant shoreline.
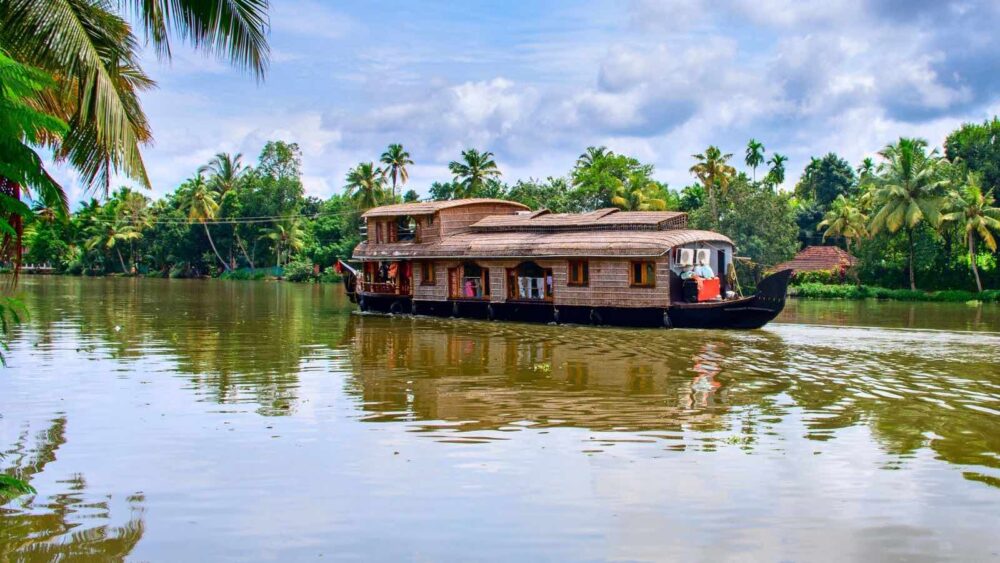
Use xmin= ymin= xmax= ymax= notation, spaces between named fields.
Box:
xmin=789 ymin=283 xmax=1000 ymax=303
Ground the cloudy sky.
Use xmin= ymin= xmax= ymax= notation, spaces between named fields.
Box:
xmin=59 ymin=0 xmax=1000 ymax=203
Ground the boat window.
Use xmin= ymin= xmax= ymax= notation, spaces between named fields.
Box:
xmin=420 ymin=261 xmax=435 ymax=285
xmin=507 ymin=262 xmax=553 ymax=300
xmin=420 ymin=262 xmax=437 ymax=285
xmin=374 ymin=222 xmax=383 ymax=243
xmin=455 ymin=262 xmax=489 ymax=299
xmin=630 ymin=260 xmax=656 ymax=287
xmin=568 ymin=260 xmax=589 ymax=286
xmin=397 ymin=216 xmax=416 ymax=241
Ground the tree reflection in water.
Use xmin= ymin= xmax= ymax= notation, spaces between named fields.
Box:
xmin=1 ymin=417 xmax=145 ymax=559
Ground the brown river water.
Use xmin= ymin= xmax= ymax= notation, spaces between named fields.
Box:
xmin=1 ymin=277 xmax=999 ymax=561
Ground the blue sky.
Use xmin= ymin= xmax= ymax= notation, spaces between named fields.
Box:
xmin=59 ymin=0 xmax=1000 ymax=203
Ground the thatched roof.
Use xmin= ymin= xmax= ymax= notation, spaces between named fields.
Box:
xmin=361 ymin=199 xmax=528 ymax=218
xmin=472 ymin=208 xmax=687 ymax=231
xmin=773 ymin=245 xmax=857 ymax=273
xmin=354 ymin=229 xmax=733 ymax=260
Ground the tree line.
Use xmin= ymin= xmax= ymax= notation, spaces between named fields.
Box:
xmin=19 ymin=116 xmax=1000 ymax=294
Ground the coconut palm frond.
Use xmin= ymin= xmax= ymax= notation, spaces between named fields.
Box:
xmin=123 ymin=0 xmax=270 ymax=79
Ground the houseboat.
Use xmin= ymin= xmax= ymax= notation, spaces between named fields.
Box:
xmin=340 ymin=198 xmax=791 ymax=329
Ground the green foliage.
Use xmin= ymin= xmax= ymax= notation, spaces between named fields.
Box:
xmin=448 ymin=149 xmax=502 ymax=198
xmin=745 ymin=139 xmax=765 ymax=181
xmin=319 ymin=266 xmax=343 ymax=283
xmin=792 ymin=283 xmax=1000 ymax=302
xmin=573 ymin=146 xmax=657 ymax=210
xmin=429 ymin=180 xmax=458 ymax=201
xmin=817 ymin=195 xmax=868 ymax=251
xmin=868 ymin=138 xmax=950 ymax=289
xmin=345 ymin=161 xmax=387 ymax=209
xmin=257 ymin=141 xmax=302 ymax=181
xmin=219 ymin=268 xmax=268 ymax=281
xmin=795 ymin=153 xmax=857 ymax=207
xmin=791 ymin=269 xmax=849 ymax=286
xmin=689 ymin=145 xmax=736 ymax=226
xmin=945 ymin=117 xmax=1000 ymax=201
xmin=380 ymin=143 xmax=413 ymax=199
xmin=691 ymin=176 xmax=799 ymax=267
xmin=0 ymin=49 xmax=68 ymax=216
xmin=506 ymin=177 xmax=581 ymax=212
xmin=283 ymin=259 xmax=316 ymax=282
xmin=679 ymin=184 xmax=705 ymax=212
xmin=303 ymin=194 xmax=360 ymax=267
xmin=0 ymin=473 xmax=36 ymax=500
xmin=766 ymin=153 xmax=788 ymax=186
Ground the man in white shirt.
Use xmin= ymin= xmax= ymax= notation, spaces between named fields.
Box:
xmin=694 ymin=259 xmax=715 ymax=279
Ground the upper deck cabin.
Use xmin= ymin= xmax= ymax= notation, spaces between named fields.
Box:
xmin=360 ymin=199 xmax=530 ymax=245
xmin=353 ymin=199 xmax=734 ymax=308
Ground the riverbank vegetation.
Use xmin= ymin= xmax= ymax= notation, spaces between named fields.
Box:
xmin=791 ymin=283 xmax=1000 ymax=303
xmin=19 ymin=120 xmax=1000 ymax=296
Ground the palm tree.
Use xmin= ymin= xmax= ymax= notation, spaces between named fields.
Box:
xmin=818 ymin=195 xmax=868 ymax=252
xmin=199 ymin=152 xmax=247 ymax=267
xmin=745 ymin=139 xmax=765 ymax=182
xmin=0 ymin=0 xmax=270 ymax=197
xmin=379 ymin=144 xmax=413 ymax=201
xmin=345 ymin=162 xmax=387 ymax=210
xmin=84 ymin=208 xmax=141 ymax=274
xmin=181 ymin=174 xmax=229 ymax=272
xmin=610 ymin=175 xmax=667 ymax=211
xmin=112 ymin=187 xmax=152 ymax=271
xmin=448 ymin=149 xmax=501 ymax=198
xmin=766 ymin=153 xmax=788 ymax=186
xmin=857 ymin=157 xmax=875 ymax=181
xmin=260 ymin=215 xmax=305 ymax=268
xmin=198 ymin=152 xmax=246 ymax=195
xmin=869 ymin=138 xmax=948 ymax=290
xmin=690 ymin=146 xmax=736 ymax=226
xmin=576 ymin=146 xmax=609 ymax=168
xmin=943 ymin=173 xmax=1000 ymax=292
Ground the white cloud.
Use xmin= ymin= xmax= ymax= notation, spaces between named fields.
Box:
xmin=60 ymin=0 xmax=999 ymax=204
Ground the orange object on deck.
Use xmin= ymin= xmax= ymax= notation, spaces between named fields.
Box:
xmin=697 ymin=277 xmax=721 ymax=301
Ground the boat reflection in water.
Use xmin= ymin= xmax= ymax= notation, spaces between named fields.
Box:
xmin=343 ymin=314 xmax=792 ymax=441
xmin=342 ymin=312 xmax=1000 ymax=475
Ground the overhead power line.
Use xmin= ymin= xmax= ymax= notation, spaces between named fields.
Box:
xmin=82 ymin=209 xmax=364 ymax=226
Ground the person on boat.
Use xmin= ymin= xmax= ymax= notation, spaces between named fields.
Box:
xmin=680 ymin=264 xmax=696 ymax=280
xmin=694 ymin=258 xmax=715 ymax=279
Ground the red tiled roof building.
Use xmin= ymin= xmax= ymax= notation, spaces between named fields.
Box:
xmin=773 ymin=245 xmax=857 ymax=273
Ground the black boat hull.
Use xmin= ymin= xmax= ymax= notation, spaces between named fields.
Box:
xmin=351 ymin=269 xmax=792 ymax=330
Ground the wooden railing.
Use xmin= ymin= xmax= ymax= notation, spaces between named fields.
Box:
xmin=358 ymin=281 xmax=412 ymax=295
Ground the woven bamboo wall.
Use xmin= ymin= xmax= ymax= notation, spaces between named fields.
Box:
xmin=550 ymin=258 xmax=671 ymax=307
xmin=438 ymin=203 xmax=526 ymax=237
xmin=412 ymin=257 xmax=671 ymax=307
xmin=416 ymin=216 xmax=441 ymax=244
xmin=413 ymin=260 xmax=457 ymax=301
